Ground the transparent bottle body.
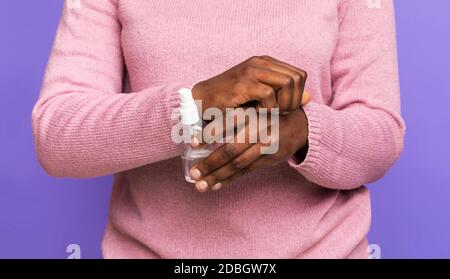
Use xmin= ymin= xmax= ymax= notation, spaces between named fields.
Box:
xmin=181 ymin=122 xmax=215 ymax=183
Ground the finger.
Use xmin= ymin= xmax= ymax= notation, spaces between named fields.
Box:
xmin=246 ymin=67 xmax=295 ymax=113
xmin=219 ymin=155 xmax=274 ymax=187
xmin=189 ymin=115 xmax=258 ymax=192
xmin=301 ymin=90 xmax=311 ymax=106
xmin=191 ymin=113 xmax=261 ymax=192
xmin=201 ymin=106 xmax=252 ymax=146
xmin=190 ymin=118 xmax=223 ymax=149
xmin=257 ymin=56 xmax=302 ymax=110
xmin=190 ymin=142 xmax=250 ymax=183
xmin=254 ymin=83 xmax=278 ymax=112
xmin=231 ymin=78 xmax=267 ymax=107
xmin=196 ymin=143 xmax=263 ymax=192
xmin=259 ymin=55 xmax=308 ymax=84
xmin=208 ymin=116 xmax=278 ymax=191
xmin=259 ymin=55 xmax=308 ymax=110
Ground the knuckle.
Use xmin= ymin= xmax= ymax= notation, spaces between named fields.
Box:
xmin=240 ymin=166 xmax=251 ymax=176
xmin=206 ymin=175 xmax=217 ymax=185
xmin=299 ymin=69 xmax=308 ymax=80
xmin=249 ymin=56 xmax=263 ymax=63
xmin=259 ymin=55 xmax=272 ymax=60
xmin=197 ymin=162 xmax=210 ymax=175
xmin=241 ymin=65 xmax=255 ymax=77
xmin=246 ymin=56 xmax=258 ymax=65
xmin=292 ymin=72 xmax=302 ymax=84
xmin=255 ymin=70 xmax=268 ymax=82
xmin=223 ymin=143 xmax=238 ymax=159
xmin=230 ymin=157 xmax=246 ymax=171
xmin=285 ymin=76 xmax=295 ymax=89
xmin=248 ymin=56 xmax=270 ymax=67
xmin=266 ymin=88 xmax=276 ymax=98
xmin=255 ymin=56 xmax=270 ymax=67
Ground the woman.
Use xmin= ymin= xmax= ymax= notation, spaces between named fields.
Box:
xmin=32 ymin=0 xmax=405 ymax=258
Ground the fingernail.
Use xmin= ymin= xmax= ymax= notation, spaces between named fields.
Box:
xmin=191 ymin=137 xmax=200 ymax=147
xmin=190 ymin=168 xmax=201 ymax=180
xmin=196 ymin=181 xmax=208 ymax=192
xmin=212 ymin=183 xmax=222 ymax=191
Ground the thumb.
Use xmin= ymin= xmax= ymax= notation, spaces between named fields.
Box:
xmin=301 ymin=90 xmax=311 ymax=106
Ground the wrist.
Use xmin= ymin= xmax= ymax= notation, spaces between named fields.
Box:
xmin=292 ymin=109 xmax=309 ymax=162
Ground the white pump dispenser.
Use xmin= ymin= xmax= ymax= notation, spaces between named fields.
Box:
xmin=179 ymin=88 xmax=200 ymax=125
xmin=178 ymin=88 xmax=214 ymax=183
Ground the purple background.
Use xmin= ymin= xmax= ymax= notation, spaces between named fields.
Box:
xmin=0 ymin=0 xmax=449 ymax=259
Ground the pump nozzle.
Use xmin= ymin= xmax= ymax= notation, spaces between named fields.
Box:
xmin=178 ymin=88 xmax=200 ymax=125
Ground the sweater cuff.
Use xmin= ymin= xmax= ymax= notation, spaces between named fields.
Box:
xmin=165 ymin=84 xmax=183 ymax=128
xmin=287 ymin=102 xmax=344 ymax=183
xmin=140 ymin=83 xmax=186 ymax=157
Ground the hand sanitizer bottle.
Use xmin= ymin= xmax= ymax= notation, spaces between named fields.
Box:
xmin=178 ymin=88 xmax=214 ymax=183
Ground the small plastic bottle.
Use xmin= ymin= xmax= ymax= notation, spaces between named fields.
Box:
xmin=178 ymin=88 xmax=214 ymax=183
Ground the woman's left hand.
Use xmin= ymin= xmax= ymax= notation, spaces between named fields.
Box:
xmin=189 ymin=109 xmax=309 ymax=192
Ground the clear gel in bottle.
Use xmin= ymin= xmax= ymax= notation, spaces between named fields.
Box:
xmin=178 ymin=88 xmax=214 ymax=183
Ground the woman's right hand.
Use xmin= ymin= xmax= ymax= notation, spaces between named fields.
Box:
xmin=192 ymin=55 xmax=310 ymax=114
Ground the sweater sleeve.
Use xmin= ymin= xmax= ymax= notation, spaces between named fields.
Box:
xmin=32 ymin=0 xmax=184 ymax=178
xmin=288 ymin=0 xmax=405 ymax=190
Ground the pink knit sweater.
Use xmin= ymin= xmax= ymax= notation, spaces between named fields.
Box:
xmin=32 ymin=0 xmax=404 ymax=259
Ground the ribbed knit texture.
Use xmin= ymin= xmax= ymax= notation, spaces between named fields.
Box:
xmin=32 ymin=0 xmax=405 ymax=258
